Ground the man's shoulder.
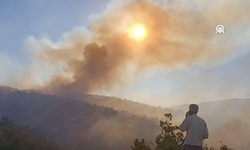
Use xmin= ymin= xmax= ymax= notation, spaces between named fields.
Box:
xmin=188 ymin=114 xmax=206 ymax=122
xmin=196 ymin=115 xmax=207 ymax=124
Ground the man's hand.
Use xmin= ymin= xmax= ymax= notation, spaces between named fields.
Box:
xmin=179 ymin=116 xmax=190 ymax=132
xmin=185 ymin=111 xmax=190 ymax=118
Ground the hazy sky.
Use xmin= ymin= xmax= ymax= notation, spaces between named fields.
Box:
xmin=1 ymin=0 xmax=250 ymax=107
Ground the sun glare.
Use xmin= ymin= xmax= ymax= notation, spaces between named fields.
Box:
xmin=133 ymin=26 xmax=144 ymax=37
xmin=129 ymin=24 xmax=147 ymax=41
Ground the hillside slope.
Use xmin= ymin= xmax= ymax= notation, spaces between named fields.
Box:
xmin=170 ymin=98 xmax=250 ymax=130
xmin=170 ymin=98 xmax=250 ymax=115
xmin=0 ymin=86 xmax=160 ymax=150
xmin=27 ymin=87 xmax=184 ymax=119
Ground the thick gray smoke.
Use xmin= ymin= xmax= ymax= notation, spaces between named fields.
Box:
xmin=6 ymin=0 xmax=250 ymax=95
xmin=2 ymin=0 xmax=250 ymax=149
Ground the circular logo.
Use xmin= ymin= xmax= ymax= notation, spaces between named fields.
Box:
xmin=216 ymin=25 xmax=225 ymax=34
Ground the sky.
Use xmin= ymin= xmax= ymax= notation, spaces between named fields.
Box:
xmin=1 ymin=0 xmax=250 ymax=107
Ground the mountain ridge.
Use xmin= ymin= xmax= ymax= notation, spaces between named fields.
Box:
xmin=0 ymin=86 xmax=160 ymax=150
xmin=1 ymin=85 xmax=250 ymax=150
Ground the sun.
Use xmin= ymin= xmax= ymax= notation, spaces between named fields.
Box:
xmin=133 ymin=26 xmax=144 ymax=37
xmin=129 ymin=24 xmax=147 ymax=41
xmin=128 ymin=24 xmax=147 ymax=41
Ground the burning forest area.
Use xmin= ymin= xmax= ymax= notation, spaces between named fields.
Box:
xmin=1 ymin=0 xmax=250 ymax=149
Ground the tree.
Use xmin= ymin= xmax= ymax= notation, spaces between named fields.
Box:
xmin=131 ymin=113 xmax=234 ymax=150
xmin=0 ymin=116 xmax=60 ymax=150
xmin=131 ymin=139 xmax=152 ymax=150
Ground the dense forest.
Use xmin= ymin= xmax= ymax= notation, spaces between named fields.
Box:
xmin=56 ymin=92 xmax=184 ymax=119
xmin=0 ymin=86 xmax=245 ymax=150
xmin=0 ymin=116 xmax=60 ymax=150
xmin=0 ymin=86 xmax=160 ymax=150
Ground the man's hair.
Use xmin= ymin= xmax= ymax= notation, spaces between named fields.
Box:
xmin=189 ymin=104 xmax=199 ymax=114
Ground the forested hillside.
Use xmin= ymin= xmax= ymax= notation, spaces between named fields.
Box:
xmin=0 ymin=86 xmax=160 ymax=150
xmin=1 ymin=86 xmax=250 ymax=149
xmin=41 ymin=92 xmax=184 ymax=119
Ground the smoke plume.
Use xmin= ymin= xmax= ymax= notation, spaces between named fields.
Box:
xmin=6 ymin=0 xmax=250 ymax=95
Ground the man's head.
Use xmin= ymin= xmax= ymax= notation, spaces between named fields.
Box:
xmin=189 ymin=104 xmax=199 ymax=114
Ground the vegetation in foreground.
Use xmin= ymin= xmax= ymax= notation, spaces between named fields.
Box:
xmin=131 ymin=113 xmax=235 ymax=150
xmin=0 ymin=113 xmax=236 ymax=150
xmin=0 ymin=116 xmax=60 ymax=150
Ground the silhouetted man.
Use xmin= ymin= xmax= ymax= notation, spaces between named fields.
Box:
xmin=179 ymin=104 xmax=209 ymax=150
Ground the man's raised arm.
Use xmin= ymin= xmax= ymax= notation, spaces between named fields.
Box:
xmin=179 ymin=117 xmax=190 ymax=132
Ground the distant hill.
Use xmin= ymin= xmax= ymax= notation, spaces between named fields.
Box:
xmin=0 ymin=86 xmax=160 ymax=150
xmin=26 ymin=87 xmax=185 ymax=119
xmin=170 ymin=98 xmax=250 ymax=115
xmin=58 ymin=93 xmax=250 ymax=128
xmin=169 ymin=98 xmax=250 ymax=130
xmin=2 ymin=86 xmax=250 ymax=129
xmin=1 ymin=86 xmax=250 ymax=149
xmin=70 ymin=94 xmax=184 ymax=118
